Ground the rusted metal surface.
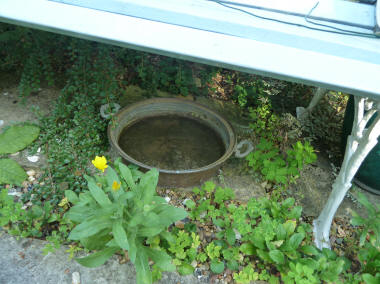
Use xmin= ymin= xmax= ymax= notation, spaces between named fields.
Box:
xmin=108 ymin=98 xmax=236 ymax=187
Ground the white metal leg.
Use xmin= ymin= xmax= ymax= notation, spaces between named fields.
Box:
xmin=296 ymin=87 xmax=328 ymax=119
xmin=313 ymin=96 xmax=380 ymax=249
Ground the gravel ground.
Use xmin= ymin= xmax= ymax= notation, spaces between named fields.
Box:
xmin=0 ymin=230 xmax=206 ymax=284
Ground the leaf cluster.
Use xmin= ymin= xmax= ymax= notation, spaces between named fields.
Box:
xmin=350 ymin=192 xmax=380 ymax=282
xmin=246 ymin=139 xmax=316 ymax=185
xmin=0 ymin=187 xmax=57 ymax=237
xmin=64 ymin=160 xmax=187 ymax=284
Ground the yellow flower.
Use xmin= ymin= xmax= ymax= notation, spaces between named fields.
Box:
xmin=112 ymin=181 xmax=121 ymax=191
xmin=92 ymin=156 xmax=108 ymax=172
xmin=59 ymin=197 xmax=68 ymax=207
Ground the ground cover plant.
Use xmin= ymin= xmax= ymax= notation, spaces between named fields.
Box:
xmin=0 ymin=22 xmax=378 ymax=284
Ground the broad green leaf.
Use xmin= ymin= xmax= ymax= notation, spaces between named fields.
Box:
xmin=0 ymin=159 xmax=27 ymax=186
xmin=287 ymin=232 xmax=305 ymax=250
xmin=117 ymin=191 xmax=134 ymax=205
xmin=48 ymin=213 xmax=58 ymax=223
xmin=160 ymin=231 xmax=175 ymax=243
xmin=65 ymin=190 xmax=79 ymax=204
xmin=322 ymin=248 xmax=337 ymax=260
xmin=64 ymin=204 xmax=96 ymax=223
xmin=143 ymin=212 xmax=161 ymax=228
xmin=88 ymin=180 xmax=112 ymax=208
xmin=0 ymin=124 xmax=40 ymax=154
xmin=177 ymin=263 xmax=194 ymax=275
xmin=320 ymin=260 xmax=344 ymax=282
xmin=135 ymin=246 xmax=152 ymax=284
xmin=283 ymin=220 xmax=297 ymax=237
xmin=83 ymin=174 xmax=96 ymax=185
xmin=269 ymin=250 xmax=285 ymax=264
xmin=31 ymin=205 xmax=44 ymax=218
xmin=227 ymin=260 xmax=239 ymax=271
xmin=157 ymin=205 xmax=187 ymax=227
xmin=225 ymin=228 xmax=236 ymax=245
xmin=359 ymin=228 xmax=368 ymax=246
xmin=152 ymin=196 xmax=167 ymax=204
xmin=106 ymin=239 xmax=117 ymax=247
xmin=203 ymin=181 xmax=216 ymax=193
xmin=80 ymin=229 xmax=112 ymax=250
xmin=76 ymin=246 xmax=119 ymax=267
xmin=299 ymin=258 xmax=318 ymax=270
xmin=210 ymin=260 xmax=225 ymax=274
xmin=257 ymin=249 xmax=271 ymax=262
xmin=213 ymin=218 xmax=225 ymax=228
xmin=351 ymin=212 xmax=365 ymax=226
xmin=269 ymin=275 xmax=280 ymax=284
xmin=239 ymin=243 xmax=255 ymax=255
xmin=129 ymin=214 xmax=145 ymax=227
xmin=276 ymin=224 xmax=286 ymax=240
xmin=301 ymin=245 xmax=319 ymax=256
xmin=144 ymin=247 xmax=175 ymax=272
xmin=139 ymin=168 xmax=159 ymax=204
xmin=356 ymin=192 xmax=376 ymax=216
xmin=78 ymin=191 xmax=96 ymax=205
xmin=118 ymin=162 xmax=135 ymax=189
xmin=362 ymin=273 xmax=380 ymax=284
xmin=138 ymin=226 xmax=163 ymax=237
xmin=128 ymin=233 xmax=137 ymax=263
xmin=69 ymin=216 xmax=112 ymax=240
xmin=250 ymin=232 xmax=265 ymax=250
xmin=288 ymin=206 xmax=302 ymax=219
xmin=282 ymin=198 xmax=295 ymax=208
xmin=112 ymin=220 xmax=129 ymax=250
xmin=184 ymin=199 xmax=196 ymax=209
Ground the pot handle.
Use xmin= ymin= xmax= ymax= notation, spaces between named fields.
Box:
xmin=234 ymin=139 xmax=254 ymax=158
xmin=100 ymin=103 xmax=121 ymax=119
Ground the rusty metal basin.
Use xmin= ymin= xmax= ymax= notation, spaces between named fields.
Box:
xmin=108 ymin=98 xmax=236 ymax=187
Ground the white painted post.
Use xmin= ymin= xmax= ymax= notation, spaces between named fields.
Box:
xmin=296 ymin=87 xmax=328 ymax=120
xmin=313 ymin=96 xmax=380 ymax=249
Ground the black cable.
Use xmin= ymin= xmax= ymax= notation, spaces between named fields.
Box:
xmin=206 ymin=0 xmax=379 ymax=38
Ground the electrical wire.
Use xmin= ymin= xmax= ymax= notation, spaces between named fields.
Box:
xmin=304 ymin=2 xmax=375 ymax=35
xmin=206 ymin=0 xmax=379 ymax=38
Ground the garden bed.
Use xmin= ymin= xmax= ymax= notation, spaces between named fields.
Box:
xmin=1 ymin=83 xmax=379 ymax=284
xmin=0 ymin=24 xmax=379 ymax=283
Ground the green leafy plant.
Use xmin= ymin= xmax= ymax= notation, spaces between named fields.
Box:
xmin=246 ymin=139 xmax=288 ymax=184
xmin=205 ymin=242 xmax=225 ymax=274
xmin=187 ymin=184 xmax=351 ymax=283
xmin=248 ymin=98 xmax=280 ymax=141
xmin=246 ymin=139 xmax=316 ymax=185
xmin=189 ymin=181 xmax=234 ymax=221
xmin=0 ymin=187 xmax=56 ymax=237
xmin=64 ymin=158 xmax=187 ymax=284
xmin=232 ymin=78 xmax=267 ymax=108
xmin=168 ymin=230 xmax=200 ymax=275
xmin=350 ymin=192 xmax=380 ymax=279
xmin=0 ymin=124 xmax=40 ymax=185
xmin=286 ymin=141 xmax=317 ymax=174
xmin=233 ymin=265 xmax=259 ymax=283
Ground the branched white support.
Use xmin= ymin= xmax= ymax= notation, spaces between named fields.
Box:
xmin=296 ymin=88 xmax=328 ymax=120
xmin=313 ymin=96 xmax=380 ymax=249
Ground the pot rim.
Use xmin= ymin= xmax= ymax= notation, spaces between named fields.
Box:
xmin=107 ymin=97 xmax=237 ymax=174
